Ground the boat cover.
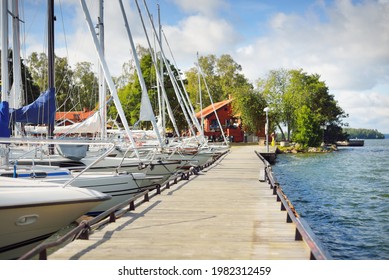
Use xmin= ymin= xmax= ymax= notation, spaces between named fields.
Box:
xmin=0 ymin=101 xmax=10 ymax=137
xmin=10 ymin=88 xmax=55 ymax=125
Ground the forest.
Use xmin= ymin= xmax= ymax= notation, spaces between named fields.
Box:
xmin=343 ymin=128 xmax=385 ymax=139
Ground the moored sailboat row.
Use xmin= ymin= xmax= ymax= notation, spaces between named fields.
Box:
xmin=0 ymin=0 xmax=229 ymax=260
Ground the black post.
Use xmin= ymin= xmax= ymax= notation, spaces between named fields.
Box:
xmin=47 ymin=0 xmax=55 ymax=154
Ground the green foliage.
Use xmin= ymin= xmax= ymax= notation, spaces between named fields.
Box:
xmin=258 ymin=68 xmax=347 ymax=145
xmin=292 ymin=105 xmax=322 ymax=147
xmin=185 ymin=54 xmax=260 ymax=134
xmin=72 ymin=62 xmax=98 ymax=111
xmin=108 ymin=51 xmax=186 ymax=131
xmin=26 ymin=52 xmax=98 ymax=111
xmin=343 ymin=128 xmax=385 ymax=139
xmin=233 ymin=88 xmax=266 ymax=134
xmin=1 ymin=50 xmax=40 ymax=105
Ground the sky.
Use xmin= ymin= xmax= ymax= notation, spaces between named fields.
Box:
xmin=15 ymin=0 xmax=389 ymax=133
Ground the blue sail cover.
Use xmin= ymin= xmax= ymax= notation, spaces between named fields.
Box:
xmin=10 ymin=88 xmax=56 ymax=125
xmin=0 ymin=101 xmax=11 ymax=137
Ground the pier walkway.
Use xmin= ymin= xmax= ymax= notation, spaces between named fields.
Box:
xmin=49 ymin=145 xmax=310 ymax=260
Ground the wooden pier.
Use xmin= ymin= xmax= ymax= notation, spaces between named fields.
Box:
xmin=49 ymin=145 xmax=311 ymax=260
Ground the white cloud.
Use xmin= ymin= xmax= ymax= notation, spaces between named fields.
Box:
xmin=237 ymin=1 xmax=389 ymax=90
xmin=336 ymin=89 xmax=389 ymax=131
xmin=162 ymin=15 xmax=239 ymax=69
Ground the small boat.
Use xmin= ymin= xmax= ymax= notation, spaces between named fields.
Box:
xmin=336 ymin=139 xmax=365 ymax=147
xmin=0 ymin=177 xmax=110 ymax=259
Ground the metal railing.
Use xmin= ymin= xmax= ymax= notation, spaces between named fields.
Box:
xmin=255 ymin=151 xmax=332 ymax=260
xmin=18 ymin=150 xmax=229 ymax=260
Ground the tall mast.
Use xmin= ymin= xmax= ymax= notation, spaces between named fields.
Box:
xmin=158 ymin=4 xmax=165 ymax=139
xmin=47 ymin=0 xmax=55 ymax=151
xmin=1 ymin=0 xmax=9 ymax=165
xmin=11 ymin=0 xmax=22 ymax=109
xmin=197 ymin=52 xmax=203 ymax=136
xmin=1 ymin=0 xmax=9 ymax=102
xmin=98 ymin=0 xmax=107 ymax=139
xmin=11 ymin=0 xmax=23 ymax=136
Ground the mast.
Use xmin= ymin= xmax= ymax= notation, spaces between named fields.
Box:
xmin=1 ymin=0 xmax=9 ymax=102
xmin=47 ymin=0 xmax=55 ymax=153
xmin=197 ymin=53 xmax=204 ymax=136
xmin=1 ymin=0 xmax=9 ymax=165
xmin=11 ymin=0 xmax=22 ymax=109
xmin=158 ymin=4 xmax=165 ymax=139
xmin=98 ymin=0 xmax=107 ymax=139
xmin=11 ymin=0 xmax=23 ymax=136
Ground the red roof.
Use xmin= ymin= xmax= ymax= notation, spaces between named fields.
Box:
xmin=195 ymin=99 xmax=233 ymax=118
xmin=56 ymin=110 xmax=95 ymax=122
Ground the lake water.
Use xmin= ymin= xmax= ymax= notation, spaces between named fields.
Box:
xmin=272 ymin=139 xmax=389 ymax=260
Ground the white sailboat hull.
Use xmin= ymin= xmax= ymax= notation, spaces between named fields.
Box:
xmin=0 ymin=178 xmax=110 ymax=259
xmin=46 ymin=172 xmax=162 ymax=216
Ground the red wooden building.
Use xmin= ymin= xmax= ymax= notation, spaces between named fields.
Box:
xmin=195 ymin=98 xmax=245 ymax=142
xmin=195 ymin=97 xmax=268 ymax=143
xmin=55 ymin=110 xmax=95 ymax=126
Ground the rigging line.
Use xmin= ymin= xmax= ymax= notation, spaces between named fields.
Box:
xmin=58 ymin=0 xmax=69 ymax=59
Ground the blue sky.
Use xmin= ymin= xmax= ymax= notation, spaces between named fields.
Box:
xmin=15 ymin=0 xmax=389 ymax=133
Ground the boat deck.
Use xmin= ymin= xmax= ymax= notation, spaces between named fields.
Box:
xmin=49 ymin=145 xmax=310 ymax=260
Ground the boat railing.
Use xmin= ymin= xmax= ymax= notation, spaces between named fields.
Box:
xmin=255 ymin=151 xmax=332 ymax=260
xmin=18 ymin=149 xmax=229 ymax=260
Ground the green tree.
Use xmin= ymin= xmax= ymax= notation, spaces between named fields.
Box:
xmin=293 ymin=105 xmax=321 ymax=147
xmin=185 ymin=54 xmax=261 ymax=134
xmin=108 ymin=50 xmax=186 ymax=131
xmin=72 ymin=62 xmax=98 ymax=111
xmin=55 ymin=56 xmax=74 ymax=111
xmin=233 ymin=88 xmax=266 ymax=134
xmin=257 ymin=69 xmax=291 ymax=140
xmin=1 ymin=50 xmax=40 ymax=105
xmin=26 ymin=52 xmax=48 ymax=92
xmin=258 ymin=68 xmax=348 ymax=144
xmin=27 ymin=52 xmax=100 ymax=112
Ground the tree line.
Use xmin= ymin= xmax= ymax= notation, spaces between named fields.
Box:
xmin=2 ymin=48 xmax=354 ymax=146
xmin=343 ymin=128 xmax=385 ymax=139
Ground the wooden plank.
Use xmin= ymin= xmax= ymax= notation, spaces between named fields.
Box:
xmin=49 ymin=145 xmax=310 ymax=260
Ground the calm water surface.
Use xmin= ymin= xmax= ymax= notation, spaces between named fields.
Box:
xmin=272 ymin=139 xmax=389 ymax=260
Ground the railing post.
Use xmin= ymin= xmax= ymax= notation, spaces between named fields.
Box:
xmin=286 ymin=213 xmax=293 ymax=223
xmin=39 ymin=249 xmax=47 ymax=260
xmin=144 ymin=192 xmax=149 ymax=202
xmin=129 ymin=201 xmax=135 ymax=211
xmin=78 ymin=228 xmax=90 ymax=240
xmin=295 ymin=228 xmax=303 ymax=241
xmin=109 ymin=212 xmax=116 ymax=223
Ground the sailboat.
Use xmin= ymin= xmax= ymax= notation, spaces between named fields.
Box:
xmin=0 ymin=177 xmax=110 ymax=260
xmin=0 ymin=0 xmax=113 ymax=260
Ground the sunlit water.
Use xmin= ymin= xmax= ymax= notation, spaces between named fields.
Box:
xmin=272 ymin=139 xmax=389 ymax=260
